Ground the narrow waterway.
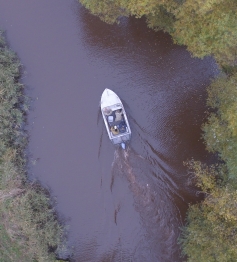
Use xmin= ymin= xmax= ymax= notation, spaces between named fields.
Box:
xmin=0 ymin=1 xmax=219 ymax=261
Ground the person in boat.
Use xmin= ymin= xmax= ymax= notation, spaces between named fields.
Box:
xmin=119 ymin=122 xmax=126 ymax=133
xmin=111 ymin=125 xmax=119 ymax=135
xmin=115 ymin=109 xmax=123 ymax=121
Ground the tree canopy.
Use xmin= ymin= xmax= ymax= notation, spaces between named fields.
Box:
xmin=203 ymin=72 xmax=237 ymax=179
xmin=79 ymin=0 xmax=177 ymax=32
xmin=180 ymin=72 xmax=237 ymax=261
xmin=172 ymin=0 xmax=237 ymax=66
xmin=180 ymin=161 xmax=237 ymax=262
xmin=79 ymin=0 xmax=237 ymax=65
xmin=79 ymin=0 xmax=127 ymax=24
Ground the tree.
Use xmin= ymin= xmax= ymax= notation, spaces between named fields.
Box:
xmin=79 ymin=0 xmax=177 ymax=32
xmin=203 ymin=72 xmax=237 ymax=179
xmin=180 ymin=161 xmax=237 ymax=262
xmin=119 ymin=0 xmax=177 ymax=33
xmin=172 ymin=0 xmax=237 ymax=66
xmin=79 ymin=0 xmax=127 ymax=24
xmin=79 ymin=0 xmax=237 ymax=65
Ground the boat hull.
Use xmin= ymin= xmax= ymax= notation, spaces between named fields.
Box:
xmin=101 ymin=89 xmax=131 ymax=145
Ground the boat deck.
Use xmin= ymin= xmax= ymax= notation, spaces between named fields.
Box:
xmin=111 ymin=134 xmax=131 ymax=145
xmin=101 ymin=89 xmax=131 ymax=146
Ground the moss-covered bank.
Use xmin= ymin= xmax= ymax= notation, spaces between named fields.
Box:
xmin=0 ymin=31 xmax=65 ymax=261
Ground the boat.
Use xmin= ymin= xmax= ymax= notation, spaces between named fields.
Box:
xmin=101 ymin=89 xmax=131 ymax=149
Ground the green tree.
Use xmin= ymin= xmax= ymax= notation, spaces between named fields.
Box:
xmin=79 ymin=0 xmax=237 ymax=65
xmin=181 ymin=59 xmax=237 ymax=262
xmin=172 ymin=0 xmax=237 ymax=66
xmin=79 ymin=0 xmax=177 ymax=32
xmin=119 ymin=0 xmax=177 ymax=33
xmin=180 ymin=161 xmax=237 ymax=262
xmin=79 ymin=0 xmax=128 ymax=24
xmin=203 ymin=72 xmax=237 ymax=179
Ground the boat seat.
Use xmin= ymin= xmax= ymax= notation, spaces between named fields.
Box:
xmin=115 ymin=110 xmax=123 ymax=121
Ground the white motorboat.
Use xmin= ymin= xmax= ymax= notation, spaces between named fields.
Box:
xmin=101 ymin=89 xmax=131 ymax=149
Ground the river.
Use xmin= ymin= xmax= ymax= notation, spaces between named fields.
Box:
xmin=0 ymin=1 xmax=219 ymax=261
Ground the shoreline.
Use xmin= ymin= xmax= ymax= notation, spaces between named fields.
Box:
xmin=0 ymin=31 xmax=67 ymax=262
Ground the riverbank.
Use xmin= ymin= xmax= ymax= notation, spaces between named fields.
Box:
xmin=0 ymin=31 xmax=64 ymax=261
xmin=79 ymin=0 xmax=237 ymax=67
xmin=179 ymin=69 xmax=237 ymax=262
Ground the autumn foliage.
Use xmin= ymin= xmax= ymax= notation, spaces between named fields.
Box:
xmin=179 ymin=71 xmax=237 ymax=261
xmin=180 ymin=161 xmax=237 ymax=262
xmin=203 ymin=72 xmax=237 ymax=179
xmin=79 ymin=0 xmax=237 ymax=66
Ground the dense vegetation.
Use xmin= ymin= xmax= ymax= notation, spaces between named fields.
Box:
xmin=203 ymin=72 xmax=237 ymax=179
xmin=78 ymin=0 xmax=237 ymax=261
xmin=179 ymin=72 xmax=237 ymax=262
xmin=79 ymin=0 xmax=237 ymax=66
xmin=180 ymin=160 xmax=237 ymax=262
xmin=0 ymin=31 xmax=64 ymax=262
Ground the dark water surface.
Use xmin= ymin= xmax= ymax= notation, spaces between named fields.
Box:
xmin=0 ymin=1 xmax=219 ymax=261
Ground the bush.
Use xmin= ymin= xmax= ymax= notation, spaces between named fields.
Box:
xmin=203 ymin=72 xmax=237 ymax=179
xmin=180 ymin=161 xmax=237 ymax=262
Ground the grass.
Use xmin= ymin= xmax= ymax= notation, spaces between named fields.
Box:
xmin=0 ymin=31 xmax=66 ymax=261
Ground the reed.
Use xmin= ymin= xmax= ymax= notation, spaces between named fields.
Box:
xmin=0 ymin=31 xmax=65 ymax=261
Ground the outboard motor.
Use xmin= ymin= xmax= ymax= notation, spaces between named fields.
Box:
xmin=121 ymin=142 xmax=126 ymax=150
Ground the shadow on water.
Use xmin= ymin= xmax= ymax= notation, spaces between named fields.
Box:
xmin=75 ymin=6 xmax=183 ymax=76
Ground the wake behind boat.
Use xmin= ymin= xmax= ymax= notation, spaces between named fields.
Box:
xmin=101 ymin=89 xmax=131 ymax=149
